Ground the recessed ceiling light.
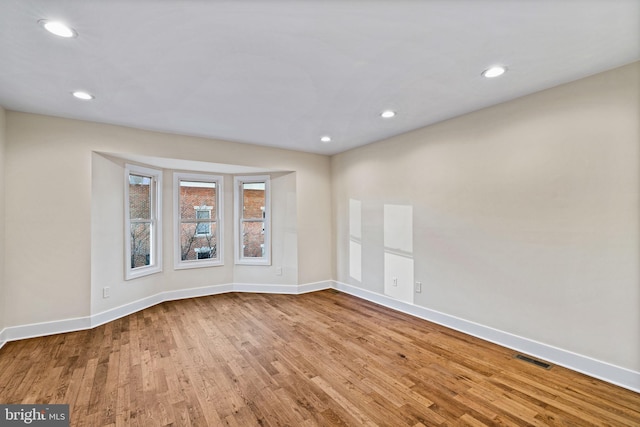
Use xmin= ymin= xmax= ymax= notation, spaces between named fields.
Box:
xmin=320 ymin=136 xmax=332 ymax=143
xmin=72 ymin=91 xmax=94 ymax=100
xmin=38 ymin=19 xmax=77 ymax=38
xmin=380 ymin=110 xmax=396 ymax=118
xmin=482 ymin=65 xmax=507 ymax=78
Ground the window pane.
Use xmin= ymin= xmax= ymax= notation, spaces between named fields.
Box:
xmin=129 ymin=174 xmax=151 ymax=220
xmin=242 ymin=183 xmax=265 ymax=219
xmin=130 ymin=222 xmax=151 ymax=268
xmin=242 ymin=221 xmax=265 ymax=258
xmin=180 ymin=181 xmax=216 ymax=219
xmin=180 ymin=222 xmax=218 ymax=261
xmin=196 ymin=210 xmax=210 ymax=220
xmin=195 ymin=220 xmax=211 ymax=235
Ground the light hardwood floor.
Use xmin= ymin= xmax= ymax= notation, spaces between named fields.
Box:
xmin=0 ymin=290 xmax=638 ymax=426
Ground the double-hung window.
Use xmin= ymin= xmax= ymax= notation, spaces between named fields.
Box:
xmin=174 ymin=173 xmax=223 ymax=268
xmin=125 ymin=164 xmax=162 ymax=280
xmin=234 ymin=175 xmax=270 ymax=265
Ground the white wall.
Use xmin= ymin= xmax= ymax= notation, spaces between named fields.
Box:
xmin=0 ymin=106 xmax=6 ymax=335
xmin=332 ymin=62 xmax=640 ymax=372
xmin=5 ymin=113 xmax=332 ymax=327
xmin=5 ymin=114 xmax=92 ymax=326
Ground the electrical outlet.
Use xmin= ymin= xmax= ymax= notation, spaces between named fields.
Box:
xmin=276 ymin=267 xmax=283 ymax=276
xmin=392 ymin=277 xmax=398 ymax=286
xmin=103 ymin=287 xmax=110 ymax=298
xmin=415 ymin=281 xmax=422 ymax=293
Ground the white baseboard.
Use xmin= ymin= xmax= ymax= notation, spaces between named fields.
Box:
xmin=0 ymin=316 xmax=92 ymax=348
xmin=0 ymin=281 xmax=333 ymax=351
xmin=298 ymin=280 xmax=334 ymax=294
xmin=333 ymin=281 xmax=640 ymax=394
xmin=162 ymin=283 xmax=234 ymax=303
xmin=1 ymin=280 xmax=637 ymax=394
xmin=90 ymin=293 xmax=165 ymax=329
xmin=231 ymin=280 xmax=333 ymax=294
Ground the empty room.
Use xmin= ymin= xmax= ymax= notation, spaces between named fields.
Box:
xmin=0 ymin=0 xmax=639 ymax=425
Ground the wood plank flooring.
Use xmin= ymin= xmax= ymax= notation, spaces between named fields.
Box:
xmin=0 ymin=290 xmax=638 ymax=426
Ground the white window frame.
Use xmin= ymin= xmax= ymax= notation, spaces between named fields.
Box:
xmin=174 ymin=173 xmax=224 ymax=269
xmin=234 ymin=175 xmax=271 ymax=265
xmin=124 ymin=164 xmax=162 ymax=280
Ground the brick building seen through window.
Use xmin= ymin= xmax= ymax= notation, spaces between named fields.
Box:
xmin=129 ymin=177 xmax=152 ymax=268
xmin=130 ymin=179 xmax=267 ymax=267
xmin=179 ymin=183 xmax=218 ymax=261
xmin=242 ymin=188 xmax=266 ymax=258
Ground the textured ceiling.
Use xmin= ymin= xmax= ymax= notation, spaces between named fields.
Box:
xmin=0 ymin=0 xmax=638 ymax=155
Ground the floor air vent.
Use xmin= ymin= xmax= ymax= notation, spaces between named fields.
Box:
xmin=515 ymin=354 xmax=552 ymax=370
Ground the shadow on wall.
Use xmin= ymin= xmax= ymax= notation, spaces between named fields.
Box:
xmin=384 ymin=204 xmax=414 ymax=304
xmin=349 ymin=199 xmax=415 ymax=304
xmin=349 ymin=199 xmax=362 ymax=282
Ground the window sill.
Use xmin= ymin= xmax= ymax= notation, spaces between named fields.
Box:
xmin=125 ymin=265 xmax=162 ymax=281
xmin=235 ymin=258 xmax=271 ymax=266
xmin=175 ymin=260 xmax=224 ymax=270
